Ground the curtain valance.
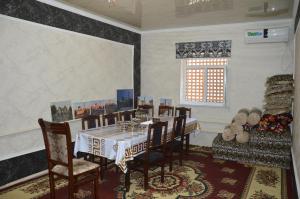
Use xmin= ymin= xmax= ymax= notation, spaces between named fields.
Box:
xmin=175 ymin=40 xmax=232 ymax=59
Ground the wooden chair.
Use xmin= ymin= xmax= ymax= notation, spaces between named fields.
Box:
xmin=137 ymin=104 xmax=154 ymax=117
xmin=168 ymin=115 xmax=186 ymax=171
xmin=158 ymin=105 xmax=174 ymax=116
xmin=119 ymin=110 xmax=136 ymax=121
xmin=81 ymin=115 xmax=101 ymax=130
xmin=38 ymin=119 xmax=100 ymax=199
xmin=126 ymin=121 xmax=168 ymax=191
xmin=175 ymin=107 xmax=191 ymax=153
xmin=175 ymin=107 xmax=191 ymax=118
xmin=102 ymin=112 xmax=118 ymax=126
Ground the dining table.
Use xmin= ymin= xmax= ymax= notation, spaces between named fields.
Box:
xmin=74 ymin=116 xmax=200 ymax=173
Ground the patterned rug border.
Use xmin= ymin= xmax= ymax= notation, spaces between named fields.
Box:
xmin=282 ymin=169 xmax=288 ymax=199
xmin=240 ymin=166 xmax=288 ymax=199
xmin=240 ymin=167 xmax=255 ymax=199
xmin=0 ymin=175 xmax=68 ymax=199
xmin=0 ymin=174 xmax=48 ymax=194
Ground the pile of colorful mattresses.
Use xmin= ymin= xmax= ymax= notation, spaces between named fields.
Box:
xmin=212 ymin=127 xmax=292 ymax=168
xmin=264 ymin=74 xmax=294 ymax=115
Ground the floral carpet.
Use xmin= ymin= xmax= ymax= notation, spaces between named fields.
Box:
xmin=0 ymin=146 xmax=292 ymax=199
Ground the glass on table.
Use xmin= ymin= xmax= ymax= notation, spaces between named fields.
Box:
xmin=116 ymin=121 xmax=128 ymax=132
xmin=126 ymin=122 xmax=138 ymax=136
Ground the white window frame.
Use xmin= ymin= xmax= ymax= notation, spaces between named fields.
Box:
xmin=180 ymin=58 xmax=228 ymax=107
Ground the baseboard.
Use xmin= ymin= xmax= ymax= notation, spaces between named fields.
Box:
xmin=0 ymin=170 xmax=47 ymax=191
xmin=292 ymin=148 xmax=300 ymax=199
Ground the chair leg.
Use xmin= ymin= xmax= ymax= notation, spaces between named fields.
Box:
xmin=169 ymin=151 xmax=173 ymax=172
xmin=68 ymin=180 xmax=74 ymax=199
xmin=74 ymin=178 xmax=79 ymax=196
xmin=144 ymin=165 xmax=149 ymax=190
xmin=49 ymin=173 xmax=55 ymax=199
xmin=125 ymin=171 xmax=130 ymax=192
xmin=179 ymin=143 xmax=183 ymax=166
xmin=161 ymin=163 xmax=165 ymax=183
xmin=185 ymin=135 xmax=190 ymax=154
xmin=94 ymin=169 xmax=99 ymax=199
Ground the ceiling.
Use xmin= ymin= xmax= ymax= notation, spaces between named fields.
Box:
xmin=58 ymin=0 xmax=294 ymax=30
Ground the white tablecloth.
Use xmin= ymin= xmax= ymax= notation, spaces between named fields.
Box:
xmin=74 ymin=117 xmax=199 ymax=173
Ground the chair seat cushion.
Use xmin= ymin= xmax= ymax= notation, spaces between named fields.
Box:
xmin=52 ymin=158 xmax=99 ymax=176
xmin=135 ymin=151 xmax=164 ymax=163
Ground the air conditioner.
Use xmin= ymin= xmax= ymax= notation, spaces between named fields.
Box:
xmin=245 ymin=27 xmax=289 ymax=44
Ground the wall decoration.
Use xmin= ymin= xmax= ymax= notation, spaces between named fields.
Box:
xmin=117 ymin=89 xmax=134 ymax=111
xmin=72 ymin=101 xmax=90 ymax=119
xmin=50 ymin=100 xmax=73 ymax=122
xmin=85 ymin=100 xmax=106 ymax=115
xmin=160 ymin=98 xmax=172 ymax=106
xmin=138 ymin=96 xmax=154 ymax=106
xmin=176 ymin=40 xmax=232 ymax=59
xmin=105 ymin=99 xmax=118 ymax=114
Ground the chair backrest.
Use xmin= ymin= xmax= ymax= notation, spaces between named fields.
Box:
xmin=146 ymin=121 xmax=168 ymax=152
xmin=172 ymin=115 xmax=187 ymax=139
xmin=175 ymin=107 xmax=191 ymax=118
xmin=120 ymin=110 xmax=136 ymax=121
xmin=81 ymin=115 xmax=101 ymax=130
xmin=38 ymin=119 xmax=73 ymax=173
xmin=102 ymin=113 xmax=118 ymax=126
xmin=158 ymin=105 xmax=174 ymax=116
xmin=137 ymin=104 xmax=154 ymax=117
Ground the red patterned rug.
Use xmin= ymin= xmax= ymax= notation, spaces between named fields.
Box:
xmin=0 ymin=146 xmax=293 ymax=199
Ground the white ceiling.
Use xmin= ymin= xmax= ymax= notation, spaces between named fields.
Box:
xmin=58 ymin=0 xmax=294 ymax=30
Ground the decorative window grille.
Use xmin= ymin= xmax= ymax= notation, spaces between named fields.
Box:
xmin=181 ymin=58 xmax=227 ymax=106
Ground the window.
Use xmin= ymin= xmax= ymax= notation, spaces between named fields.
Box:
xmin=180 ymin=58 xmax=227 ymax=106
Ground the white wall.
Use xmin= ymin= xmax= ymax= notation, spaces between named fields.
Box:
xmin=141 ymin=19 xmax=294 ymax=146
xmin=293 ymin=20 xmax=300 ymax=198
xmin=0 ymin=15 xmax=133 ymax=160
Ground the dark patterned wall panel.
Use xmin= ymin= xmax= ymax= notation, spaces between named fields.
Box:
xmin=0 ymin=150 xmax=48 ymax=186
xmin=176 ymin=40 xmax=231 ymax=59
xmin=0 ymin=0 xmax=140 ymax=186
